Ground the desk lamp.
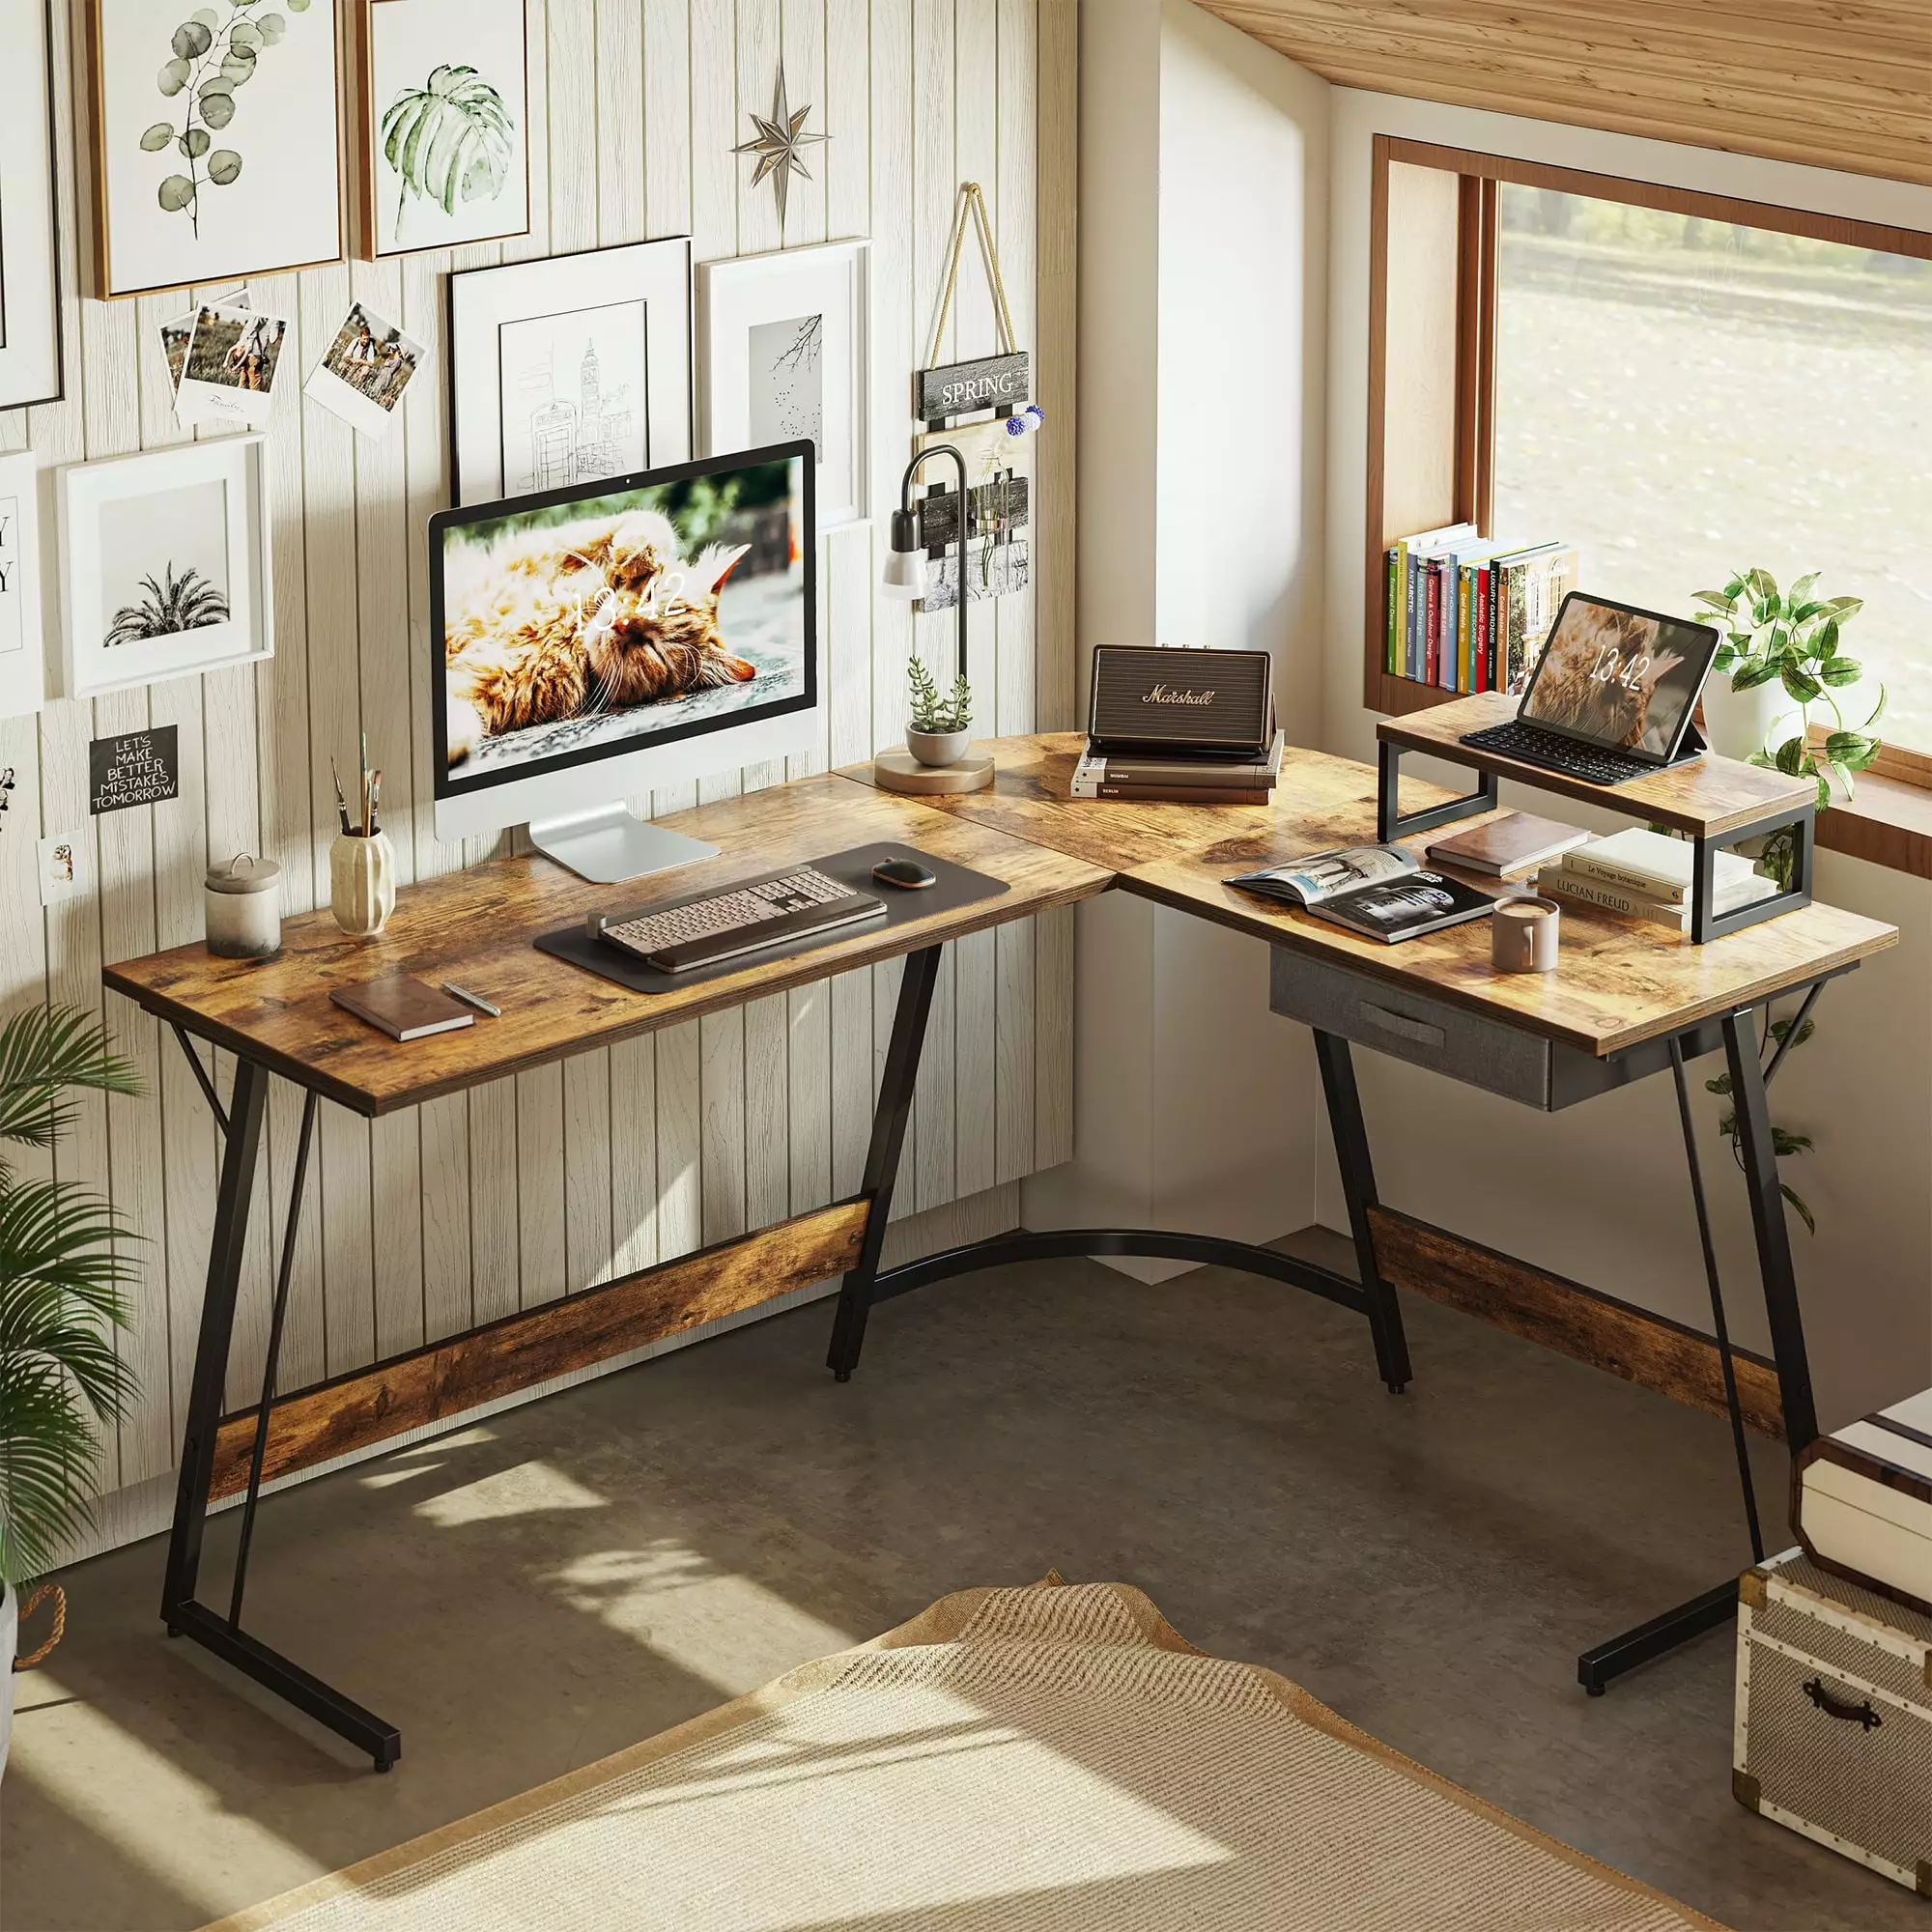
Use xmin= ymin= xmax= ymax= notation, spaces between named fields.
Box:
xmin=874 ymin=443 xmax=995 ymax=795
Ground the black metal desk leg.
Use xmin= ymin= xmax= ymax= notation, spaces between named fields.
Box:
xmin=161 ymin=1056 xmax=270 ymax=1620
xmin=1723 ymin=1007 xmax=1819 ymax=1454
xmin=826 ymin=945 xmax=942 ymax=1381
xmin=1312 ymin=1031 xmax=1411 ymax=1394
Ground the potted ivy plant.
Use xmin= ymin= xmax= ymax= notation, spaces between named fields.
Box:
xmin=905 ymin=653 xmax=975 ymax=768
xmin=0 ymin=1006 xmax=142 ymax=1779
xmin=1692 ymin=568 xmax=1884 ymax=802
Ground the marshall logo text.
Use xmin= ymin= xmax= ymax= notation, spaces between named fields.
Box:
xmin=1143 ymin=684 xmax=1216 ymax=706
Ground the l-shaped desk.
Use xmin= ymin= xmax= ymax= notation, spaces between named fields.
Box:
xmin=104 ymin=729 xmax=1898 ymax=1769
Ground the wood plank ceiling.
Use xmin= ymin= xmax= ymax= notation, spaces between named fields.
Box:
xmin=1193 ymin=0 xmax=1932 ymax=189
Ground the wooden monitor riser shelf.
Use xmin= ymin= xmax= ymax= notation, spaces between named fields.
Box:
xmin=112 ymin=734 xmax=1895 ymax=1764
xmin=1375 ymin=692 xmax=1821 ymax=944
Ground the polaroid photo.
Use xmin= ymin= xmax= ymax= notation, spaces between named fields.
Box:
xmin=177 ymin=300 xmax=290 ymax=430
xmin=161 ymin=286 xmax=248 ymax=405
xmin=303 ymin=300 xmax=431 ymax=440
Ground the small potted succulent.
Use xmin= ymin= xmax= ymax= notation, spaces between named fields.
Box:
xmin=905 ymin=653 xmax=975 ymax=768
xmin=0 ymin=1006 xmax=142 ymax=1778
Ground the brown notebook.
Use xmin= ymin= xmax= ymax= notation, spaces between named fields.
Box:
xmin=329 ymin=977 xmax=475 ymax=1042
xmin=1425 ymin=811 xmax=1588 ymax=878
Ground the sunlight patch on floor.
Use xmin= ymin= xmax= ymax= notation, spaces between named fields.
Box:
xmin=412 ymin=1458 xmax=610 ymax=1526
xmin=9 ymin=1669 xmax=322 ymax=1920
xmin=545 ymin=1543 xmax=859 ymax=1695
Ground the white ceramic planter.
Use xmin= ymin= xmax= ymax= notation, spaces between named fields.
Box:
xmin=330 ymin=831 xmax=397 ymax=937
xmin=906 ymin=725 xmax=971 ymax=768
xmin=1702 ymin=676 xmax=1796 ymax=764
xmin=2 ymin=1580 xmax=14 ymax=1782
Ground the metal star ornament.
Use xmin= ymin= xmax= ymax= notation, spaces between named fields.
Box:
xmin=733 ymin=67 xmax=827 ymax=230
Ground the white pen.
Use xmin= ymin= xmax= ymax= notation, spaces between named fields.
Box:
xmin=441 ymin=980 xmax=501 ymax=1018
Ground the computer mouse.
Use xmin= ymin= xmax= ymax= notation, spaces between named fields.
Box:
xmin=873 ymin=856 xmax=937 ymax=890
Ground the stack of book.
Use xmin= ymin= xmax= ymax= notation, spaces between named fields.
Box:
xmin=1071 ymin=730 xmax=1286 ymax=805
xmin=1542 ymin=827 xmax=1778 ymax=932
xmin=1385 ymin=523 xmax=1578 ymax=696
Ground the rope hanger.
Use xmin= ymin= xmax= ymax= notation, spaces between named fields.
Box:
xmin=924 ymin=184 xmax=1021 ymax=370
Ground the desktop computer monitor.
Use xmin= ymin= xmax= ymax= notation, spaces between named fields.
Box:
xmin=430 ymin=440 xmax=818 ymax=882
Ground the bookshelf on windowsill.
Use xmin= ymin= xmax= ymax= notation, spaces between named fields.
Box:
xmin=1377 ymin=692 xmax=1818 ymax=945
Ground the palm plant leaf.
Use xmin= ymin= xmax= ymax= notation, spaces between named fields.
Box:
xmin=0 ymin=1173 xmax=141 ymax=1586
xmin=102 ymin=563 xmax=230 ymax=646
xmin=0 ymin=1006 xmax=143 ymax=1151
xmin=382 ymin=64 xmax=515 ymax=226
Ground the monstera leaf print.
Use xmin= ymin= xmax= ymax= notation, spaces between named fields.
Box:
xmin=381 ymin=65 xmax=516 ymax=245
xmin=141 ymin=0 xmax=311 ymax=238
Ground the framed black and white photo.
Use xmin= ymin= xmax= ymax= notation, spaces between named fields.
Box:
xmin=0 ymin=0 xmax=63 ymax=407
xmin=86 ymin=0 xmax=344 ymax=299
xmin=448 ymin=239 xmax=694 ymax=506
xmin=0 ymin=452 xmax=47 ymax=719
xmin=696 ymin=240 xmax=870 ymax=530
xmin=59 ymin=436 xmax=273 ymax=697
xmin=353 ymin=0 xmax=529 ymax=260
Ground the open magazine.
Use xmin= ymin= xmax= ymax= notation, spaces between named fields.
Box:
xmin=1226 ymin=844 xmax=1497 ymax=943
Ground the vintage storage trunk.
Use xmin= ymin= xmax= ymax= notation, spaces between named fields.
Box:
xmin=1736 ymin=1547 xmax=1932 ymax=1893
xmin=1794 ymin=1388 xmax=1932 ymax=1616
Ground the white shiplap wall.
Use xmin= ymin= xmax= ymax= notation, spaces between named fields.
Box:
xmin=0 ymin=0 xmax=1077 ymax=1556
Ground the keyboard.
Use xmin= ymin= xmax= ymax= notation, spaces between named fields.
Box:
xmin=590 ymin=865 xmax=887 ymax=975
xmin=1458 ymin=718 xmax=1657 ymax=786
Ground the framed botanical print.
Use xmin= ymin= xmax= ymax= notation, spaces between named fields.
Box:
xmin=59 ymin=436 xmax=273 ymax=697
xmin=86 ymin=0 xmax=344 ymax=298
xmin=352 ymin=0 xmax=529 ymax=260
xmin=0 ymin=0 xmax=63 ymax=407
xmin=447 ymin=239 xmax=694 ymax=507
xmin=696 ymin=240 xmax=870 ymax=530
xmin=0 ymin=453 xmax=47 ymax=719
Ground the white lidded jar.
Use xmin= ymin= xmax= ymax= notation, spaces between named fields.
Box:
xmin=204 ymin=852 xmax=282 ymax=958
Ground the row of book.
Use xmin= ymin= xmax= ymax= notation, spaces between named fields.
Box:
xmin=1071 ymin=729 xmax=1286 ymax=805
xmin=1385 ymin=521 xmax=1578 ymax=695
xmin=1424 ymin=818 xmax=1776 ymax=933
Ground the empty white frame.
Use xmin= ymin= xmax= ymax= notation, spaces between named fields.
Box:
xmin=0 ymin=453 xmax=47 ymax=718
xmin=60 ymin=436 xmax=273 ymax=697
xmin=697 ymin=240 xmax=870 ymax=529
xmin=87 ymin=0 xmax=344 ymax=298
xmin=448 ymin=238 xmax=694 ymax=506
xmin=0 ymin=0 xmax=63 ymax=405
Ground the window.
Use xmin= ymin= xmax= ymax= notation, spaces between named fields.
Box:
xmin=1365 ymin=140 xmax=1932 ymax=775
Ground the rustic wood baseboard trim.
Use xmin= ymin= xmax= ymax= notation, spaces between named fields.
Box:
xmin=209 ymin=1201 xmax=871 ymax=1500
xmin=1367 ymin=1207 xmax=1784 ymax=1441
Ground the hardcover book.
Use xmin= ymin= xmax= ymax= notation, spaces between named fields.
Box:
xmin=1070 ymin=732 xmax=1284 ymax=796
xmin=329 ymin=977 xmax=476 ymax=1041
xmin=1564 ymin=826 xmax=1758 ymax=902
xmin=1226 ymin=844 xmax=1497 ymax=944
xmin=1424 ymin=811 xmax=1589 ymax=877
xmin=1543 ymin=864 xmax=1776 ymax=930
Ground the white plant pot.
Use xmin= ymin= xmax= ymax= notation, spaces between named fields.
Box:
xmin=2 ymin=1580 xmax=14 ymax=1783
xmin=1702 ymin=676 xmax=1797 ymax=764
xmin=906 ymin=726 xmax=971 ymax=768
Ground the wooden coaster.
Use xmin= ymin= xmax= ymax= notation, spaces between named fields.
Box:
xmin=872 ymin=746 xmax=996 ymax=794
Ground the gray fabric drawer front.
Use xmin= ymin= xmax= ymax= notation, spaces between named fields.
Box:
xmin=1269 ymin=948 xmax=1552 ymax=1106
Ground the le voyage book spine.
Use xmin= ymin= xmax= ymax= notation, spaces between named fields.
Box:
xmin=1563 ymin=846 xmax=1754 ymax=902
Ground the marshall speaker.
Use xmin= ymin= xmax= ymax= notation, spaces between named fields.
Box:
xmin=1087 ymin=646 xmax=1275 ymax=758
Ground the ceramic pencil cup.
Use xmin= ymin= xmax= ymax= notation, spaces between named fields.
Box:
xmin=1492 ymin=895 xmax=1560 ymax=973
xmin=330 ymin=831 xmax=396 ymax=938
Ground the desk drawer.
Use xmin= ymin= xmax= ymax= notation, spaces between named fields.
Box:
xmin=1269 ymin=949 xmax=1550 ymax=1104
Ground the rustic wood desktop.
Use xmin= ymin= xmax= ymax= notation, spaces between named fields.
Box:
xmin=105 ymin=738 xmax=1896 ymax=1770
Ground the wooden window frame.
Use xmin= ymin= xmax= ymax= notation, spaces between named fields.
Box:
xmin=1363 ymin=136 xmax=1932 ymax=790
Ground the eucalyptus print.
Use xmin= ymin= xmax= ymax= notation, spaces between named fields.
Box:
xmin=139 ymin=0 xmax=312 ymax=236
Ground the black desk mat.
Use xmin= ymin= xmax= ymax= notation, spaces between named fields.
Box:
xmin=533 ymin=842 xmax=1011 ymax=994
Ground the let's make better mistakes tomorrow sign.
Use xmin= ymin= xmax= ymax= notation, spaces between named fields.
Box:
xmin=90 ymin=726 xmax=181 ymax=815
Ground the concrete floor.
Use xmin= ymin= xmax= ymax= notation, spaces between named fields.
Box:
xmin=2 ymin=1236 xmax=1916 ymax=1932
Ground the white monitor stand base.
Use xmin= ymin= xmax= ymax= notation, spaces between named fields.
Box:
xmin=527 ymin=802 xmax=718 ymax=884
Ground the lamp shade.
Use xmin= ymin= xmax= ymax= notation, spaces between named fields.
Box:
xmin=880 ymin=546 xmax=928 ymax=601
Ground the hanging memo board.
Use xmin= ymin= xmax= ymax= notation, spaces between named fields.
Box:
xmin=914 ymin=184 xmax=1029 ymax=432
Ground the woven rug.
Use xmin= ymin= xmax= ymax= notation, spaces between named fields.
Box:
xmin=203 ymin=1577 xmax=1726 ymax=1932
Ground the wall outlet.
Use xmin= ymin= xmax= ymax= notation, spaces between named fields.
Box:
xmin=39 ymin=830 xmax=89 ymax=906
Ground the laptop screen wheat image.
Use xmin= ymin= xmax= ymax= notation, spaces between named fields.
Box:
xmin=1521 ymin=600 xmax=1715 ymax=756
